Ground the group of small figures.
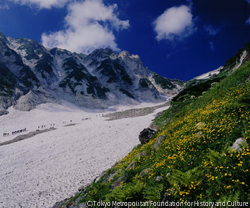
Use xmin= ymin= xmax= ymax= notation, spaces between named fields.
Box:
xmin=38 ymin=124 xmax=55 ymax=129
xmin=82 ymin=118 xmax=90 ymax=121
xmin=3 ymin=128 xmax=27 ymax=137
xmin=63 ymin=120 xmax=73 ymax=124
xmin=2 ymin=118 xmax=91 ymax=137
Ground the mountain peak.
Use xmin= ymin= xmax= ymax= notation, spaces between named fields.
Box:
xmin=119 ymin=50 xmax=130 ymax=57
xmin=86 ymin=47 xmax=117 ymax=60
xmin=103 ymin=47 xmax=113 ymax=54
xmin=0 ymin=31 xmax=184 ymax=111
xmin=119 ymin=50 xmax=141 ymax=61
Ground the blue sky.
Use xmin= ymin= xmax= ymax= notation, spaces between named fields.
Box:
xmin=0 ymin=0 xmax=250 ymax=80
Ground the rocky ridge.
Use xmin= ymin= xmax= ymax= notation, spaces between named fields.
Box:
xmin=0 ymin=31 xmax=184 ymax=113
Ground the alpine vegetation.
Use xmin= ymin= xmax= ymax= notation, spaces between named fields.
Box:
xmin=56 ymin=41 xmax=250 ymax=207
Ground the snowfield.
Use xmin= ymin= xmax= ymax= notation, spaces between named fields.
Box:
xmin=0 ymin=101 xmax=169 ymax=208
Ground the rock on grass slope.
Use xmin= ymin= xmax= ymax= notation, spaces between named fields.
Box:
xmin=54 ymin=41 xmax=250 ymax=207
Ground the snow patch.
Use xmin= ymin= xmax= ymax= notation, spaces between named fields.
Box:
xmin=193 ymin=66 xmax=222 ymax=80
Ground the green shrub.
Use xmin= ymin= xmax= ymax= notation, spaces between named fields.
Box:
xmin=153 ymin=73 xmax=176 ymax=90
xmin=105 ymin=180 xmax=146 ymax=202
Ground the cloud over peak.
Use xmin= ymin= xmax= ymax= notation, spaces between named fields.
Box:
xmin=41 ymin=0 xmax=129 ymax=54
xmin=153 ymin=5 xmax=194 ymax=41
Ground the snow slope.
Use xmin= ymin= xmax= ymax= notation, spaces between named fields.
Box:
xmin=192 ymin=66 xmax=223 ymax=80
xmin=0 ymin=102 xmax=169 ymax=208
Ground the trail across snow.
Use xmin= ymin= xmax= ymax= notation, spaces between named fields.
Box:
xmin=0 ymin=102 xmax=168 ymax=208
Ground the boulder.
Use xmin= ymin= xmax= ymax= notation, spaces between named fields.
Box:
xmin=231 ymin=138 xmax=249 ymax=152
xmin=126 ymin=161 xmax=136 ymax=170
xmin=139 ymin=168 xmax=151 ymax=178
xmin=139 ymin=128 xmax=156 ymax=144
xmin=196 ymin=122 xmax=205 ymax=130
xmin=153 ymin=135 xmax=165 ymax=149
xmin=155 ymin=176 xmax=163 ymax=181
xmin=137 ymin=151 xmax=147 ymax=158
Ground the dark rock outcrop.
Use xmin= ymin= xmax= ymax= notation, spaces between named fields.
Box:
xmin=139 ymin=128 xmax=156 ymax=144
xmin=0 ymin=110 xmax=8 ymax=116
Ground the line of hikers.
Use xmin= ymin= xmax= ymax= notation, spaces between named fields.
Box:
xmin=38 ymin=124 xmax=55 ymax=129
xmin=3 ymin=119 xmax=83 ymax=137
xmin=3 ymin=128 xmax=26 ymax=137
xmin=12 ymin=128 xmax=27 ymax=135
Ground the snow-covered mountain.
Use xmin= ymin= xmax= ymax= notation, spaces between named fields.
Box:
xmin=0 ymin=32 xmax=184 ymax=111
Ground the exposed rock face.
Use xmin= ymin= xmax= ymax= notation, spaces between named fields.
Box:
xmin=137 ymin=151 xmax=147 ymax=158
xmin=153 ymin=135 xmax=165 ymax=149
xmin=102 ymin=171 xmax=117 ymax=183
xmin=126 ymin=161 xmax=136 ymax=170
xmin=196 ymin=122 xmax=205 ymax=130
xmin=139 ymin=128 xmax=156 ymax=144
xmin=0 ymin=110 xmax=8 ymax=116
xmin=13 ymin=88 xmax=57 ymax=111
xmin=0 ymin=31 xmax=184 ymax=111
xmin=111 ymin=176 xmax=123 ymax=189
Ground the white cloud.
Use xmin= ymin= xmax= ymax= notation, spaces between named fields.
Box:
xmin=41 ymin=0 xmax=129 ymax=53
xmin=0 ymin=4 xmax=9 ymax=9
xmin=204 ymin=25 xmax=220 ymax=36
xmin=0 ymin=0 xmax=9 ymax=9
xmin=153 ymin=5 xmax=194 ymax=41
xmin=9 ymin=0 xmax=70 ymax=9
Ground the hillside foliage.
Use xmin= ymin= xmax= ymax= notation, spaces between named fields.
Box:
xmin=63 ymin=51 xmax=250 ymax=207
